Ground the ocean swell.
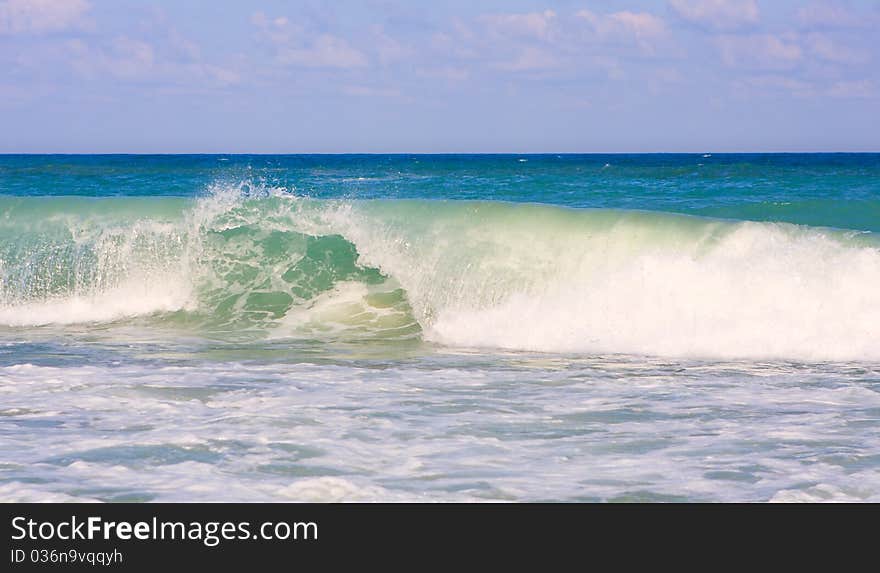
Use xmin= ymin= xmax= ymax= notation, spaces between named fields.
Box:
xmin=1 ymin=185 xmax=879 ymax=360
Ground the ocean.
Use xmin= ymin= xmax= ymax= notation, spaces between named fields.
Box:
xmin=1 ymin=153 xmax=879 ymax=502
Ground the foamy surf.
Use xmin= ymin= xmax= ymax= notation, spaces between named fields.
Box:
xmin=1 ymin=187 xmax=879 ymax=360
xmin=3 ymin=154 xmax=880 ymax=505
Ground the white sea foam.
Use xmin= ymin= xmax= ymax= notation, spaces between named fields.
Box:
xmin=426 ymin=223 xmax=880 ymax=360
xmin=0 ymin=276 xmax=192 ymax=326
xmin=332 ymin=202 xmax=880 ymax=361
xmin=2 ymin=358 xmax=878 ymax=502
xmin=3 ymin=190 xmax=879 ymax=360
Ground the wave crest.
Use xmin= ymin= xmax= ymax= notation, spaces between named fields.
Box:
xmin=2 ymin=184 xmax=879 ymax=360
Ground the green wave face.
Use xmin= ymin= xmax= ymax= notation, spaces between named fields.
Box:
xmin=0 ymin=193 xmax=419 ymax=340
xmin=195 ymin=214 xmax=418 ymax=340
xmin=1 ymin=188 xmax=880 ymax=360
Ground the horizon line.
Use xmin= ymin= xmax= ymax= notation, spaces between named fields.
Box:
xmin=1 ymin=150 xmax=879 ymax=156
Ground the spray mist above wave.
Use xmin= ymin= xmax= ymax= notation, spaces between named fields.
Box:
xmin=1 ymin=181 xmax=879 ymax=360
xmin=0 ymin=182 xmax=418 ymax=339
xmin=331 ymin=200 xmax=880 ymax=361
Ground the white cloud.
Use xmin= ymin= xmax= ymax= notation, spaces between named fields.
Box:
xmin=251 ymin=11 xmax=294 ymax=45
xmin=739 ymin=74 xmax=814 ymax=97
xmin=371 ymin=26 xmax=409 ymax=65
xmin=67 ymin=37 xmax=155 ymax=80
xmin=342 ymin=85 xmax=400 ymax=98
xmin=716 ymin=29 xmax=868 ymax=71
xmin=108 ymin=37 xmax=155 ymax=78
xmin=482 ymin=10 xmax=557 ymax=41
xmin=416 ymin=66 xmax=469 ymax=82
xmin=428 ymin=12 xmax=562 ymax=73
xmin=253 ymin=11 xmax=368 ymax=69
xmin=805 ymin=33 xmax=868 ymax=65
xmin=606 ymin=11 xmax=667 ymax=39
xmin=66 ymin=34 xmax=240 ymax=87
xmin=827 ymin=80 xmax=874 ymax=99
xmin=202 ymin=65 xmax=240 ymax=86
xmin=0 ymin=5 xmax=238 ymax=93
xmin=796 ymin=2 xmax=863 ymax=29
xmin=669 ymin=0 xmax=758 ymax=30
xmin=716 ymin=34 xmax=802 ymax=69
xmin=430 ymin=29 xmax=478 ymax=60
xmin=495 ymin=46 xmax=559 ymax=71
xmin=462 ymin=8 xmax=669 ymax=73
xmin=277 ymin=35 xmax=367 ymax=68
xmin=653 ymin=67 xmax=683 ymax=84
xmin=576 ymin=10 xmax=667 ymax=53
xmin=0 ymin=0 xmax=89 ymax=34
xmin=733 ymin=76 xmax=875 ymax=101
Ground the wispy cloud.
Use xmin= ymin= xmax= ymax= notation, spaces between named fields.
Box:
xmin=716 ymin=33 xmax=801 ymax=70
xmin=494 ymin=46 xmax=560 ymax=72
xmin=66 ymin=35 xmax=240 ymax=86
xmin=482 ymin=10 xmax=557 ymax=41
xmin=277 ymin=35 xmax=367 ymax=68
xmin=1 ymin=0 xmax=877 ymax=151
xmin=734 ymin=75 xmax=877 ymax=101
xmin=370 ymin=26 xmax=410 ymax=66
xmin=464 ymin=8 xmax=670 ymax=73
xmin=342 ymin=85 xmax=401 ymax=98
xmin=669 ymin=0 xmax=758 ymax=30
xmin=416 ymin=65 xmax=469 ymax=82
xmin=827 ymin=79 xmax=875 ymax=99
xmin=252 ymin=10 xmax=368 ymax=69
xmin=796 ymin=1 xmax=865 ymax=29
xmin=804 ymin=33 xmax=869 ymax=65
xmin=0 ymin=0 xmax=90 ymax=34
xmin=737 ymin=74 xmax=815 ymax=98
xmin=576 ymin=9 xmax=667 ymax=53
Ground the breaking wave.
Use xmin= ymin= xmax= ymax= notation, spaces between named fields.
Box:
xmin=2 ymin=182 xmax=879 ymax=360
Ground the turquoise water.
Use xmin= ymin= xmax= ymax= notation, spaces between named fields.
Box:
xmin=1 ymin=154 xmax=879 ymax=502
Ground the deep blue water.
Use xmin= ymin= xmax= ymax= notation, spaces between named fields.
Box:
xmin=2 ymin=153 xmax=879 ymax=230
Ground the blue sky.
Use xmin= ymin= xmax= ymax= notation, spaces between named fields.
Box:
xmin=1 ymin=0 xmax=878 ymax=152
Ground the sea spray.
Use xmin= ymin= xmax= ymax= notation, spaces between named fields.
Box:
xmin=1 ymin=188 xmax=879 ymax=360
